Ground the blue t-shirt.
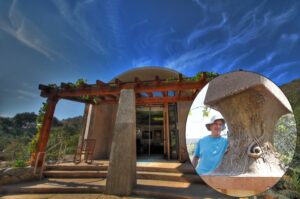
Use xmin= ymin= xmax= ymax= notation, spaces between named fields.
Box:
xmin=194 ymin=135 xmax=228 ymax=175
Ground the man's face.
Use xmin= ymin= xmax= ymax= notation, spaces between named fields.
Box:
xmin=210 ymin=119 xmax=224 ymax=136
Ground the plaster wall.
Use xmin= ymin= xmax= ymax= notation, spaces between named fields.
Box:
xmin=86 ymin=103 xmax=118 ymax=159
xmin=177 ymin=101 xmax=193 ymax=162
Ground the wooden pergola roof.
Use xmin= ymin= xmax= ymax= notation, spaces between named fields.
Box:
xmin=39 ymin=73 xmax=208 ymax=105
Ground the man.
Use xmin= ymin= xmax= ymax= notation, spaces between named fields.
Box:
xmin=192 ymin=114 xmax=228 ymax=175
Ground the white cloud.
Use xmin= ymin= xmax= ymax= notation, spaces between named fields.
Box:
xmin=0 ymin=0 xmax=61 ymax=60
xmin=16 ymin=89 xmax=38 ymax=98
xmin=165 ymin=2 xmax=296 ymax=72
xmin=280 ymin=33 xmax=299 ymax=43
xmin=52 ymin=0 xmax=106 ymax=55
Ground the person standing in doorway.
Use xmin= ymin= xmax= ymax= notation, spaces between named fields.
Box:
xmin=192 ymin=114 xmax=228 ymax=175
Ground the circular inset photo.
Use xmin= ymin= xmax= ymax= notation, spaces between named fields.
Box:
xmin=186 ymin=71 xmax=297 ymax=197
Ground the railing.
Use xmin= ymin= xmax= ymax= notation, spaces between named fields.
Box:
xmin=33 ymin=139 xmax=66 ymax=179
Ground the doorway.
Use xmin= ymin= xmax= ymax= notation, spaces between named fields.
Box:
xmin=136 ymin=104 xmax=178 ymax=160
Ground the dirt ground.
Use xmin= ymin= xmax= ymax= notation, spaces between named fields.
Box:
xmin=0 ymin=194 xmax=152 ymax=199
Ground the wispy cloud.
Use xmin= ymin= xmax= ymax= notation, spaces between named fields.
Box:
xmin=266 ymin=61 xmax=300 ymax=77
xmin=0 ymin=0 xmax=59 ymax=60
xmin=165 ymin=1 xmax=297 ymax=72
xmin=247 ymin=52 xmax=277 ymax=70
xmin=186 ymin=13 xmax=227 ymax=46
xmin=227 ymin=50 xmax=254 ymax=71
xmin=129 ymin=19 xmax=149 ymax=31
xmin=52 ymin=0 xmax=106 ymax=55
xmin=131 ymin=57 xmax=153 ymax=68
xmin=280 ymin=33 xmax=299 ymax=43
xmin=16 ymin=89 xmax=38 ymax=98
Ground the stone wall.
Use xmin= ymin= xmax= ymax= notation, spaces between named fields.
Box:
xmin=0 ymin=167 xmax=38 ymax=185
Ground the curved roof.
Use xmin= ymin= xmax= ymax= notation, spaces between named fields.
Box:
xmin=110 ymin=66 xmax=182 ymax=82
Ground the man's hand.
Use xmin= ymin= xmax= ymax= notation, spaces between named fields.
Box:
xmin=192 ymin=156 xmax=199 ymax=168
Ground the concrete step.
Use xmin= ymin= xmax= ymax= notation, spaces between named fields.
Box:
xmin=137 ymin=171 xmax=202 ymax=183
xmin=43 ymin=170 xmax=107 ymax=178
xmin=45 ymin=165 xmax=108 ymax=171
xmin=43 ymin=170 xmax=203 ymax=183
xmin=45 ymin=163 xmax=196 ymax=174
xmin=0 ymin=178 xmax=230 ymax=198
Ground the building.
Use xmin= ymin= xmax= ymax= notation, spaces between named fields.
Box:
xmin=31 ymin=66 xmax=208 ymax=195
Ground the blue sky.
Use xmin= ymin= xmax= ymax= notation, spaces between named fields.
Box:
xmin=0 ymin=0 xmax=300 ymax=119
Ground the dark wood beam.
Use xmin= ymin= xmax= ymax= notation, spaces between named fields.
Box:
xmin=193 ymin=89 xmax=199 ymax=96
xmin=62 ymin=97 xmax=95 ymax=104
xmin=162 ymin=91 xmax=168 ymax=97
xmin=146 ymin=92 xmax=153 ymax=97
xmin=40 ymin=80 xmax=207 ymax=99
xmin=96 ymin=80 xmax=106 ymax=88
xmin=106 ymin=94 xmax=117 ymax=100
xmin=178 ymin=73 xmax=183 ymax=82
xmin=115 ymin=78 xmax=122 ymax=88
xmin=176 ymin=90 xmax=181 ymax=97
xmin=136 ymin=96 xmax=194 ymax=104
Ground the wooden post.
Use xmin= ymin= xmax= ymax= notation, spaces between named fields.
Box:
xmin=163 ymin=103 xmax=170 ymax=160
xmin=30 ymin=97 xmax=58 ymax=167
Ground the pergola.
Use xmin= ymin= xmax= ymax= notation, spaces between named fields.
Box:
xmin=31 ymin=72 xmax=209 ymax=166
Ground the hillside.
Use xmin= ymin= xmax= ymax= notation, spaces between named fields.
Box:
xmin=280 ymin=78 xmax=300 ymax=167
xmin=0 ymin=114 xmax=83 ymax=165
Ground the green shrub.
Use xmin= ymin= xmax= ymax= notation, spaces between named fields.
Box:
xmin=13 ymin=159 xmax=27 ymax=168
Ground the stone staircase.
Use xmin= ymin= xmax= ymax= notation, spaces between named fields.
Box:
xmin=43 ymin=163 xmax=202 ymax=183
xmin=0 ymin=161 xmax=230 ymax=198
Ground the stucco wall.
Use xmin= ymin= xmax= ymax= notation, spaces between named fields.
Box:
xmin=177 ymin=101 xmax=193 ymax=162
xmin=86 ymin=103 xmax=118 ymax=159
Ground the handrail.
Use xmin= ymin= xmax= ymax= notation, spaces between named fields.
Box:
xmin=33 ymin=138 xmax=65 ymax=179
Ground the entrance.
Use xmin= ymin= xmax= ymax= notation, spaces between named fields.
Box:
xmin=136 ymin=104 xmax=178 ymax=160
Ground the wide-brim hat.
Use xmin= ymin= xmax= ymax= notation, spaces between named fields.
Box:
xmin=205 ymin=114 xmax=226 ymax=131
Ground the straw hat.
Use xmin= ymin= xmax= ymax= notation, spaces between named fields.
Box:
xmin=205 ymin=114 xmax=226 ymax=131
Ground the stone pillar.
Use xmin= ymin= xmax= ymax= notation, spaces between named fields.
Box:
xmin=31 ymin=97 xmax=58 ymax=167
xmin=204 ymin=71 xmax=292 ymax=176
xmin=177 ymin=101 xmax=193 ymax=162
xmin=106 ymin=89 xmax=136 ymax=196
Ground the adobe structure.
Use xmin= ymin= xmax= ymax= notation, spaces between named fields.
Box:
xmin=31 ymin=67 xmax=209 ymax=195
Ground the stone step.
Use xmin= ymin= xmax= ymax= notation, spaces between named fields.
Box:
xmin=45 ymin=165 xmax=108 ymax=171
xmin=45 ymin=163 xmax=196 ymax=174
xmin=43 ymin=170 xmax=203 ymax=183
xmin=0 ymin=178 xmax=229 ymax=198
xmin=137 ymin=171 xmax=202 ymax=183
xmin=43 ymin=170 xmax=107 ymax=178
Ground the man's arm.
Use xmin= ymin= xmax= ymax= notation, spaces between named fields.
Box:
xmin=192 ymin=156 xmax=199 ymax=168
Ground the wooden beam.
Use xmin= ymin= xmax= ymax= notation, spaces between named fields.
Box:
xmin=136 ymin=96 xmax=194 ymax=104
xmin=40 ymin=79 xmax=207 ymax=99
xmin=146 ymin=92 xmax=153 ymax=97
xmin=164 ymin=103 xmax=170 ymax=160
xmin=178 ymin=74 xmax=183 ymax=82
xmin=193 ymin=89 xmax=199 ymax=96
xmin=83 ymin=95 xmax=195 ymax=105
xmin=115 ymin=78 xmax=122 ymax=88
xmin=135 ymin=93 xmax=142 ymax=98
xmin=134 ymin=77 xmax=141 ymax=87
xmin=155 ymin=76 xmax=160 ymax=86
xmin=96 ymin=80 xmax=106 ymax=88
xmin=176 ymin=90 xmax=181 ymax=97
xmin=62 ymin=97 xmax=95 ymax=104
xmin=162 ymin=91 xmax=168 ymax=97
xmin=106 ymin=94 xmax=117 ymax=100
xmin=30 ymin=97 xmax=58 ymax=167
